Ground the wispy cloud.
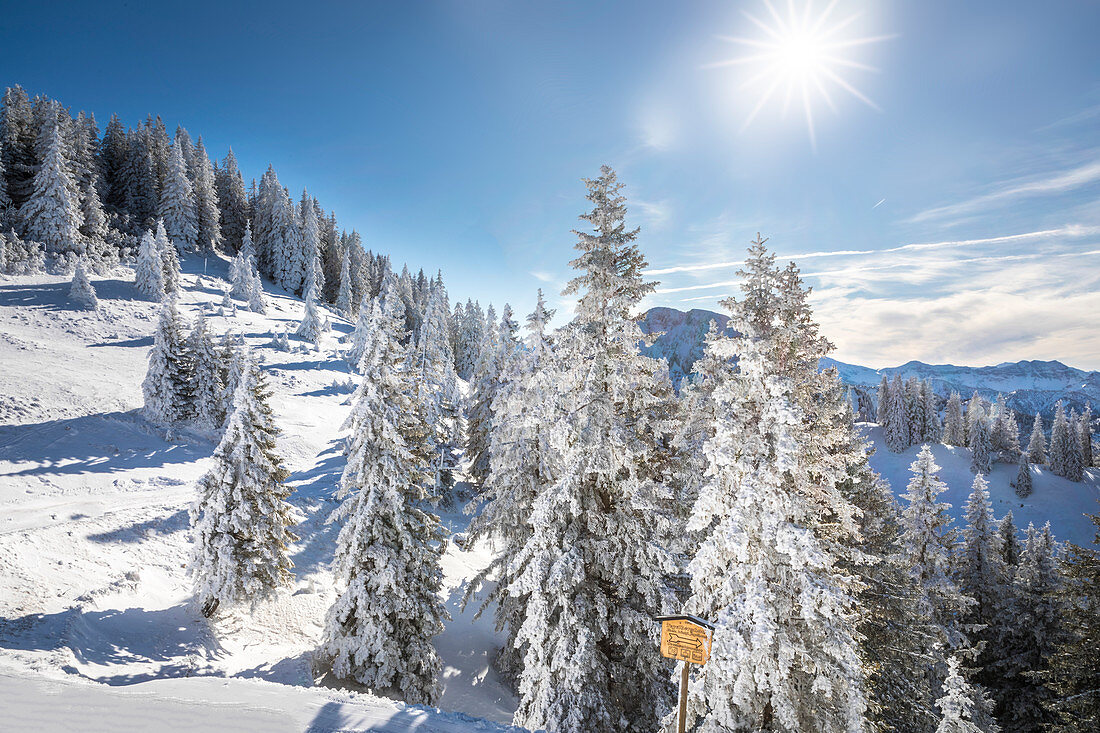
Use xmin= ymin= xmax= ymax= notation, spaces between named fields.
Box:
xmin=529 ymin=270 xmax=554 ymax=283
xmin=646 ymin=225 xmax=1098 ymax=277
xmin=906 ymin=159 xmax=1100 ymax=224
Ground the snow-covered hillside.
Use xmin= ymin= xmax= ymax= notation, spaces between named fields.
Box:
xmin=862 ymin=424 xmax=1099 ymax=547
xmin=0 ymin=260 xmax=519 ymax=731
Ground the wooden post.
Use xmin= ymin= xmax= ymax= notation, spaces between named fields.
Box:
xmin=677 ymin=660 xmax=689 ymax=733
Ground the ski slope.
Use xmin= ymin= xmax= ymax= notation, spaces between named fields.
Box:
xmin=0 ymin=258 xmax=519 ymax=731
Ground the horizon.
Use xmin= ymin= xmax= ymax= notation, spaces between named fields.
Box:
xmin=3 ymin=0 xmax=1097 ymax=369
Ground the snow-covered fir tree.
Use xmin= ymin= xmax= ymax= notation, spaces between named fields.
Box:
xmin=907 ymin=377 xmax=925 ymax=446
xmin=507 ymin=168 xmax=675 ymax=733
xmin=1079 ymin=404 xmax=1094 ymax=467
xmin=970 ymin=412 xmax=992 ymax=474
xmin=922 ymin=380 xmax=943 ymax=443
xmin=967 ymin=392 xmax=986 ymax=447
xmin=190 ymin=350 xmax=296 ymax=617
xmin=877 ymin=374 xmax=890 ymax=424
xmin=141 ymin=297 xmax=193 ymax=427
xmin=885 ymin=373 xmax=910 ymax=452
xmin=156 ymin=219 xmax=181 ymax=296
xmin=190 ymin=138 xmax=221 ymax=253
xmin=945 ymin=391 xmax=966 ymax=446
xmin=998 ymin=512 xmax=1022 ymax=570
xmin=229 ymin=247 xmax=251 ymax=299
xmin=935 ymin=655 xmax=999 ymax=733
xmin=214 ymin=148 xmax=249 ymax=252
xmin=959 ymin=473 xmax=1006 ymax=628
xmin=1026 ymin=413 xmax=1045 ymax=465
xmin=1049 ymin=402 xmax=1083 ymax=481
xmin=134 ymin=230 xmax=164 ymax=299
xmin=334 ymin=245 xmax=353 ymax=317
xmin=1014 ymin=453 xmax=1032 ymax=498
xmin=21 ymin=122 xmax=83 ymax=254
xmin=297 ymin=189 xmax=321 ymax=296
xmin=69 ymin=259 xmax=98 ymax=310
xmin=158 ymin=143 xmax=197 ymax=252
xmin=188 ymin=313 xmax=225 ymax=430
xmin=295 ymin=264 xmax=323 ymax=346
xmin=464 ymin=289 xmax=560 ymax=680
xmin=346 ymin=293 xmax=376 ymax=370
xmin=996 ymin=523 xmax=1063 ymax=732
xmin=320 ymin=281 xmax=446 ymax=705
xmin=465 ymin=304 xmax=500 ymax=486
xmin=901 ymin=446 xmax=973 ymax=652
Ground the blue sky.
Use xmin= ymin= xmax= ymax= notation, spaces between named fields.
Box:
xmin=4 ymin=1 xmax=1098 ymax=368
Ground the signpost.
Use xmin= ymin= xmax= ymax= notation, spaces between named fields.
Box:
xmin=656 ymin=614 xmax=714 ymax=733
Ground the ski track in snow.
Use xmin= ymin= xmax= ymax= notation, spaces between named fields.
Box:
xmin=0 ymin=259 xmax=520 ymax=731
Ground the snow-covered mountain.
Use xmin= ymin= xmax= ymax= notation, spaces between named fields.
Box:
xmin=642 ymin=307 xmax=1100 ymax=419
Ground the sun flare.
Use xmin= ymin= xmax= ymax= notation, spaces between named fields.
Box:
xmin=708 ymin=0 xmax=893 ymax=148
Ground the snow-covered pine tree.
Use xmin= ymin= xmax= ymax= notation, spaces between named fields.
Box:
xmin=190 ymin=350 xmax=296 ymax=617
xmin=885 ymin=373 xmax=910 ymax=452
xmin=141 ymin=297 xmax=194 ymax=427
xmin=465 ymin=304 xmax=500 ymax=487
xmin=247 ymin=262 xmax=266 ymax=314
xmin=1027 ymin=413 xmax=1045 ymax=465
xmin=21 ymin=122 xmax=83 ymax=254
xmin=215 ymin=148 xmax=249 ymax=252
xmin=133 ymin=228 xmax=165 ymax=297
xmin=1014 ymin=453 xmax=1032 ymax=498
xmin=681 ymin=308 xmax=864 ymax=732
xmin=508 ymin=168 xmax=675 ymax=733
xmin=970 ymin=412 xmax=992 ymax=474
xmin=321 ymin=280 xmax=446 ymax=705
xmin=155 ymin=219 xmax=181 ymax=296
xmin=1041 ymin=502 xmax=1100 ymax=728
xmin=229 ymin=247 xmax=251 ymax=299
xmin=935 ymin=655 xmax=998 ymax=733
xmin=996 ymin=523 xmax=1063 ymax=732
xmin=191 ymin=138 xmax=221 ymax=253
xmin=69 ymin=258 xmax=98 ymax=310
xmin=188 ymin=313 xmax=225 ymax=430
xmin=945 ymin=391 xmax=966 ymax=446
xmin=464 ymin=289 xmax=560 ymax=680
xmin=923 ymin=379 xmax=943 ymax=443
xmin=1064 ymin=412 xmax=1085 ymax=482
xmin=346 ymin=293 xmax=376 ymax=370
xmin=1079 ymin=404 xmax=1094 ymax=467
xmin=967 ymin=392 xmax=986 ymax=446
xmin=297 ymin=189 xmax=321 ymax=296
xmin=295 ymin=258 xmax=323 ymax=346
xmin=334 ymin=245 xmax=353 ymax=317
xmin=907 ymin=377 xmax=925 ymax=446
xmin=158 ymin=143 xmax=197 ymax=252
xmin=70 ymin=113 xmax=108 ymax=252
xmin=901 ymin=446 xmax=973 ymax=651
xmin=219 ymin=336 xmax=245 ymax=428
xmin=959 ymin=473 xmax=1007 ymax=628
xmin=998 ymin=512 xmax=1021 ymax=570
xmin=877 ymin=374 xmax=890 ymax=424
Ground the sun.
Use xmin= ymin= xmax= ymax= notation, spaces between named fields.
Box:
xmin=707 ymin=0 xmax=893 ymax=149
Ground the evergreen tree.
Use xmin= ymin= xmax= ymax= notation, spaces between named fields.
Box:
xmin=900 ymin=446 xmax=972 ymax=651
xmin=321 ymin=283 xmax=446 ymax=705
xmin=1013 ymin=453 xmax=1032 ymax=498
xmin=1027 ymin=413 xmax=1045 ymax=465
xmin=1 ymin=86 xmax=37 ymax=212
xmin=191 ymin=138 xmax=221 ymax=253
xmin=907 ymin=377 xmax=925 ymax=446
xmin=188 ymin=313 xmax=225 ymax=430
xmin=158 ymin=144 xmax=197 ymax=252
xmin=334 ymin=245 xmax=353 ymax=317
xmin=190 ymin=350 xmax=296 ymax=617
xmin=959 ymin=473 xmax=1006 ymax=629
xmin=885 ymin=373 xmax=910 ymax=452
xmin=970 ymin=413 xmax=992 ymax=475
xmin=155 ymin=219 xmax=181 ymax=296
xmin=877 ymin=374 xmax=890 ymax=424
xmin=99 ymin=113 xmax=128 ymax=213
xmin=945 ymin=391 xmax=966 ymax=446
xmin=21 ymin=122 xmax=83 ymax=254
xmin=465 ymin=289 xmax=559 ymax=681
xmin=1042 ymin=502 xmax=1100 ymax=729
xmin=998 ymin=512 xmax=1021 ymax=570
xmin=922 ymin=380 xmax=943 ymax=443
xmin=508 ymin=168 xmax=674 ymax=733
xmin=141 ymin=298 xmax=194 ymax=427
xmin=123 ymin=125 xmax=157 ymax=230
xmin=214 ymin=148 xmax=249 ymax=252
xmin=134 ymin=230 xmax=164 ymax=299
xmin=1079 ymin=404 xmax=1094 ymax=467
xmin=229 ymin=247 xmax=251 ymax=299
xmin=346 ymin=293 xmax=376 ymax=370
xmin=296 ymin=278 xmax=323 ymax=346
xmin=935 ymin=655 xmax=997 ymax=733
xmin=70 ymin=113 xmax=108 ymax=250
xmin=297 ymin=189 xmax=321 ymax=296
xmin=69 ymin=259 xmax=98 ymax=310
xmin=967 ymin=393 xmax=986 ymax=447
xmin=465 ymin=304 xmax=500 ymax=486
xmin=997 ymin=524 xmax=1063 ymax=731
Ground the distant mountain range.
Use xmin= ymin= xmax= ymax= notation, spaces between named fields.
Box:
xmin=640 ymin=306 xmax=1100 ymax=420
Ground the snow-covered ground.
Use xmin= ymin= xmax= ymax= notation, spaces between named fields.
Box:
xmin=2 ymin=260 xmax=1096 ymax=732
xmin=0 ymin=258 xmax=518 ymax=731
xmin=862 ymin=424 xmax=1099 ymax=547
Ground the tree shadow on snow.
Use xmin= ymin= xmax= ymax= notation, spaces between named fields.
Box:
xmin=86 ymin=508 xmax=189 ymax=544
xmin=0 ymin=279 xmax=152 ymax=311
xmin=0 ymin=410 xmax=207 ymax=478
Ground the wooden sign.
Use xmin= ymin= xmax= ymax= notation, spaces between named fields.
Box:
xmin=657 ymin=615 xmax=713 ymax=665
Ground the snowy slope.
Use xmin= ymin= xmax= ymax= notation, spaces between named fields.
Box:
xmin=0 ymin=259 xmax=518 ymax=731
xmin=862 ymin=424 xmax=1099 ymax=547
